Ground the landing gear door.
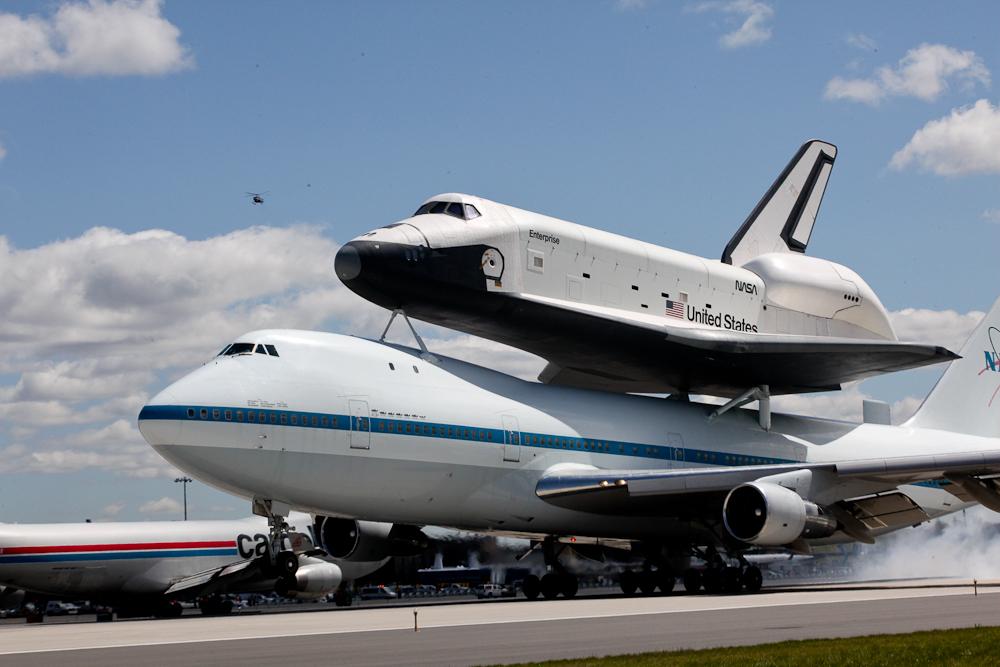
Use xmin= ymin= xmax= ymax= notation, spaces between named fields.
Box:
xmin=502 ymin=415 xmax=521 ymax=463
xmin=349 ymin=399 xmax=371 ymax=450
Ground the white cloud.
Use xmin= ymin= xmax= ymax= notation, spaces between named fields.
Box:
xmin=139 ymin=496 xmax=182 ymax=514
xmin=688 ymin=0 xmax=774 ymax=49
xmin=890 ymin=100 xmax=1000 ymax=176
xmin=825 ymin=43 xmax=990 ymax=106
xmin=0 ymin=224 xmax=386 ymax=477
xmin=0 ymin=0 xmax=193 ymax=79
xmin=846 ymin=33 xmax=877 ymax=52
xmin=100 ymin=502 xmax=125 ymax=518
xmin=890 ymin=306 xmax=984 ymax=351
xmin=983 ymin=209 xmax=1000 ymax=224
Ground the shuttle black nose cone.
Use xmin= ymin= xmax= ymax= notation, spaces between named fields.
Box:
xmin=335 ymin=243 xmax=362 ymax=282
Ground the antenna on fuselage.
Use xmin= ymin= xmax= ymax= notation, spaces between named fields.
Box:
xmin=379 ymin=309 xmax=438 ymax=362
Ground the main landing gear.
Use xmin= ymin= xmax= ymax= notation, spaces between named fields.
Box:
xmin=679 ymin=548 xmax=763 ymax=595
xmin=521 ymin=537 xmax=579 ymax=601
xmin=252 ymin=498 xmax=299 ymax=578
xmin=618 ymin=566 xmax=676 ymax=596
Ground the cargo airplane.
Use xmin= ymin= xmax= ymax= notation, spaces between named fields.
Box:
xmin=138 ymin=297 xmax=1000 ymax=598
xmin=0 ymin=512 xmax=415 ymax=616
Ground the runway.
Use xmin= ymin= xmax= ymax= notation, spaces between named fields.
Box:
xmin=2 ymin=580 xmax=999 ymax=666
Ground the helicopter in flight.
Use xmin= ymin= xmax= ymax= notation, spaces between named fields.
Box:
xmin=246 ymin=191 xmax=269 ymax=205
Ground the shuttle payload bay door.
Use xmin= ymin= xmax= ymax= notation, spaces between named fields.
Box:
xmin=349 ymin=399 xmax=371 ymax=450
xmin=502 ymin=414 xmax=521 ymax=463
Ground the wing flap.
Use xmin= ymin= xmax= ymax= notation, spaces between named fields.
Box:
xmin=163 ymin=558 xmax=259 ymax=597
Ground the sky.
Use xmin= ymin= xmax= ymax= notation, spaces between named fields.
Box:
xmin=1 ymin=0 xmax=999 ymax=523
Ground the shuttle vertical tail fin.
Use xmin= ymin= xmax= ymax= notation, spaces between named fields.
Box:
xmin=906 ymin=297 xmax=1000 ymax=438
xmin=722 ymin=139 xmax=837 ymax=266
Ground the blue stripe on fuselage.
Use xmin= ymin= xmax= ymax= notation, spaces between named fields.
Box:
xmin=139 ymin=404 xmax=793 ymax=466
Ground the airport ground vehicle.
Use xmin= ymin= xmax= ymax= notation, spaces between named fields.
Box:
xmin=359 ymin=585 xmax=397 ymax=601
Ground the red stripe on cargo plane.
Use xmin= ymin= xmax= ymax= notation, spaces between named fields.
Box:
xmin=0 ymin=540 xmax=235 ymax=555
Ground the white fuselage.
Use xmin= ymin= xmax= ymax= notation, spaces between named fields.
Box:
xmin=358 ymin=194 xmax=895 ymax=340
xmin=0 ymin=513 xmax=381 ymax=598
xmin=138 ymin=330 xmax=985 ymax=543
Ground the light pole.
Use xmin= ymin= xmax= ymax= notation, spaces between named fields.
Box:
xmin=174 ymin=476 xmax=192 ymax=520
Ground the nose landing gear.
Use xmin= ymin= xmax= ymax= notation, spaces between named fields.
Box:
xmin=252 ymin=498 xmax=299 ymax=577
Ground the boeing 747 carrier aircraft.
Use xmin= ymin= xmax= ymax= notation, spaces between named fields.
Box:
xmin=139 ymin=297 xmax=1000 ymax=598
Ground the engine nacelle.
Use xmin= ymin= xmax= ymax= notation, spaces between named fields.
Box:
xmin=275 ymin=557 xmax=342 ymax=598
xmin=723 ymin=482 xmax=837 ymax=546
xmin=313 ymin=516 xmax=428 ymax=561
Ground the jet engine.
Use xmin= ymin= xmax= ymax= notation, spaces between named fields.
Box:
xmin=722 ymin=482 xmax=837 ymax=546
xmin=275 ymin=556 xmax=342 ymax=598
xmin=313 ymin=516 xmax=428 ymax=562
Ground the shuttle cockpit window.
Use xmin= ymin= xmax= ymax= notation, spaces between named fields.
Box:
xmin=412 ymin=201 xmax=482 ymax=221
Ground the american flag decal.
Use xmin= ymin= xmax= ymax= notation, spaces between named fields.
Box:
xmin=665 ymin=300 xmax=684 ymax=319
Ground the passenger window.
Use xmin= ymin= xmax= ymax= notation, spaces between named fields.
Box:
xmin=464 ymin=204 xmax=481 ymax=219
xmin=270 ymin=413 xmax=277 ymax=424
xmin=236 ymin=410 xmax=244 ymax=422
xmin=213 ymin=409 xmax=220 ymax=420
xmin=321 ymin=416 xmax=329 ymax=427
xmin=187 ymin=408 xmax=195 ymax=418
xmin=280 ymin=414 xmax=287 ymax=424
xmin=311 ymin=415 xmax=318 ymax=427
xmin=265 ymin=344 xmax=279 ymax=357
xmin=290 ymin=415 xmax=298 ymax=425
xmin=248 ymin=412 xmax=256 ymax=423
xmin=412 ymin=365 xmax=419 ymax=373
xmin=200 ymin=409 xmax=208 ymax=419
xmin=224 ymin=410 xmax=232 ymax=421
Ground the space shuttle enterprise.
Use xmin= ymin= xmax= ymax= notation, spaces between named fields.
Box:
xmin=335 ymin=140 xmax=956 ymax=407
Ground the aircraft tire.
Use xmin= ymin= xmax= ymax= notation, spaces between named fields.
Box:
xmin=153 ymin=600 xmax=183 ymax=619
xmin=722 ymin=567 xmax=743 ymax=594
xmin=682 ymin=568 xmax=702 ymax=593
xmin=702 ymin=568 xmax=723 ymax=594
xmin=540 ymin=573 xmax=561 ymax=600
xmin=522 ymin=575 xmax=541 ymax=600
xmin=742 ymin=566 xmax=763 ymax=593
xmin=638 ymin=572 xmax=657 ymax=595
xmin=657 ymin=569 xmax=676 ymax=594
xmin=560 ymin=574 xmax=579 ymax=599
xmin=620 ymin=570 xmax=638 ymax=596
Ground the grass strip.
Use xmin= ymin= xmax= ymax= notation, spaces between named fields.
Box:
xmin=498 ymin=625 xmax=1000 ymax=667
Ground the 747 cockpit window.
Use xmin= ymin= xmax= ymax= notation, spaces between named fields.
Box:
xmin=218 ymin=342 xmax=280 ymax=357
xmin=412 ymin=201 xmax=481 ymax=221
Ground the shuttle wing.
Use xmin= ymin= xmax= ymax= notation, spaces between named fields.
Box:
xmin=535 ymin=449 xmax=1000 ymax=517
xmin=520 ymin=294 xmax=957 ymax=397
